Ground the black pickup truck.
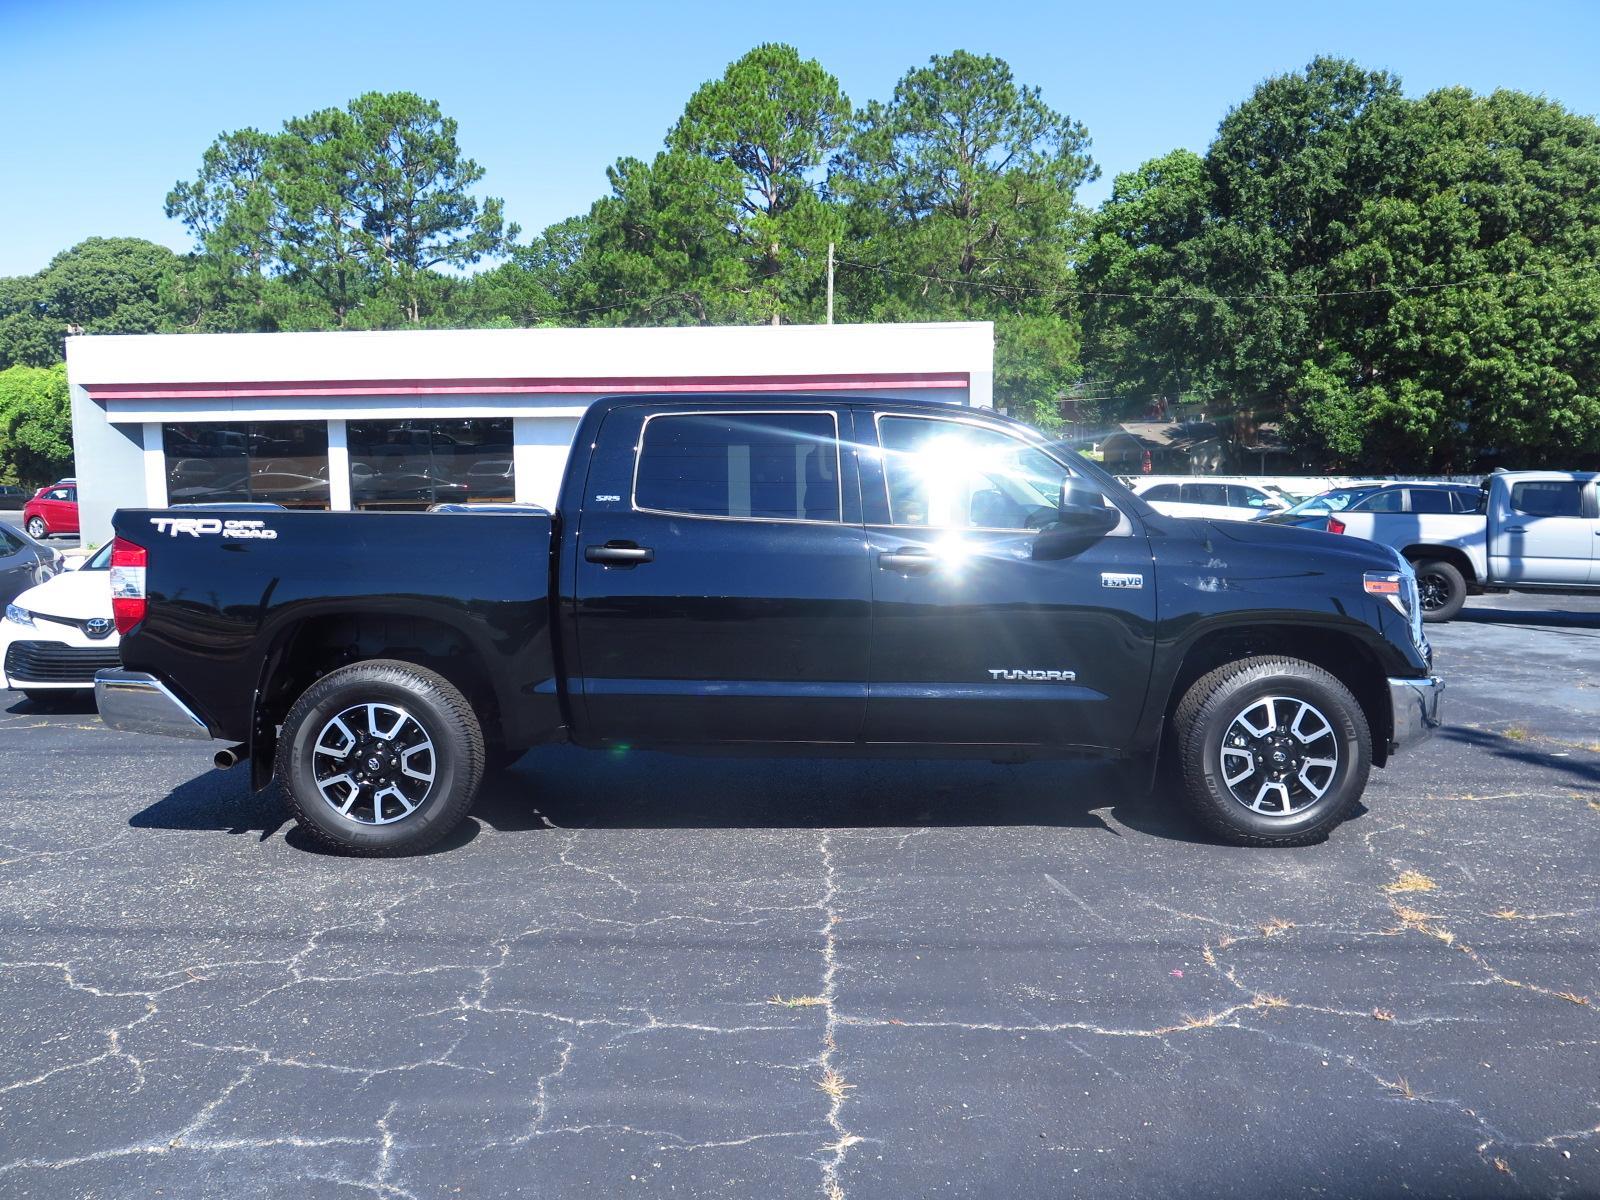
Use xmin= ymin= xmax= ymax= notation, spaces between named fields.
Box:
xmin=95 ymin=395 xmax=1441 ymax=854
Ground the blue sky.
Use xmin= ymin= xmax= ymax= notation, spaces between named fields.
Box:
xmin=3 ymin=0 xmax=1597 ymax=276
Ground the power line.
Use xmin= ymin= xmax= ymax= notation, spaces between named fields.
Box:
xmin=833 ymin=256 xmax=1600 ymax=304
xmin=519 ymin=254 xmax=1598 ymax=324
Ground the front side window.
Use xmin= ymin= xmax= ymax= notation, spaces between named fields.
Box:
xmin=1143 ymin=484 xmax=1180 ymax=502
xmin=1510 ymin=481 xmax=1583 ymax=518
xmin=635 ymin=412 xmax=840 ymax=522
xmin=1356 ymin=489 xmax=1404 ymax=513
xmin=1229 ymin=485 xmax=1273 ymax=509
xmin=878 ymin=416 xmax=1075 ymax=530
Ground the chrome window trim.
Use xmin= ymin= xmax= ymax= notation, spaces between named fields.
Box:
xmin=630 ymin=409 xmax=846 ymax=526
xmin=869 ymin=410 xmax=1133 ymax=536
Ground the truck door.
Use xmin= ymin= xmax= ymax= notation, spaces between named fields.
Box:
xmin=859 ymin=410 xmax=1156 ymax=750
xmin=571 ymin=405 xmax=871 ymax=745
xmin=1490 ymin=478 xmax=1597 ymax=586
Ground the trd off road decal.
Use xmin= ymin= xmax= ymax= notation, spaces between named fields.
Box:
xmin=149 ymin=517 xmax=278 ymax=540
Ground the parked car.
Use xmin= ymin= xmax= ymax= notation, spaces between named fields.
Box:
xmin=1327 ymin=470 xmax=1599 ymax=620
xmin=0 ymin=484 xmax=30 ymax=504
xmin=1127 ymin=479 xmax=1289 ymax=522
xmin=1261 ymin=482 xmax=1482 ymax=529
xmin=22 ymin=482 xmax=78 ymax=539
xmin=1 ymin=541 xmax=118 ymax=700
xmin=96 ymin=395 xmax=1440 ymax=856
xmin=0 ymin=521 xmax=64 ymax=610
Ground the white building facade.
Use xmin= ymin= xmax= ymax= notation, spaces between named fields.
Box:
xmin=65 ymin=322 xmax=994 ymax=546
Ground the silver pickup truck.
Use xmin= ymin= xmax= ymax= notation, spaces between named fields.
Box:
xmin=1328 ymin=470 xmax=1600 ymax=620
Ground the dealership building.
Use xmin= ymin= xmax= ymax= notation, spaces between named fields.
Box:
xmin=64 ymin=321 xmax=994 ymax=545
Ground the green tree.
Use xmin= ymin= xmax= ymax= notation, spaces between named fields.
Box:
xmin=0 ymin=363 xmax=72 ymax=485
xmin=0 ymin=239 xmax=180 ymax=368
xmin=833 ymin=51 xmax=1097 ymax=425
xmin=167 ymin=93 xmax=515 ymax=330
xmin=665 ymin=43 xmax=850 ymax=323
xmin=562 ymin=45 xmax=848 ymax=327
xmin=1082 ymin=58 xmax=1600 ymax=469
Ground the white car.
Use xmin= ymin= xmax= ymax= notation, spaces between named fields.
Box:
xmin=1128 ymin=479 xmax=1289 ymax=522
xmin=1 ymin=542 xmax=121 ymax=701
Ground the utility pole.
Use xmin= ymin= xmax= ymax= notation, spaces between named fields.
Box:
xmin=826 ymin=242 xmax=835 ymax=325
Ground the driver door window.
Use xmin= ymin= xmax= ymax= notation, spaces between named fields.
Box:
xmin=877 ymin=415 xmax=1076 ymax=531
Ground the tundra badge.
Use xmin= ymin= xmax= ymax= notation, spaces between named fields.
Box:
xmin=989 ymin=669 xmax=1077 ymax=682
xmin=1101 ymin=572 xmax=1144 ymax=589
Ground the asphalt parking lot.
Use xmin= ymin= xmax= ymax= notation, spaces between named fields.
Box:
xmin=0 ymin=593 xmax=1596 ymax=1199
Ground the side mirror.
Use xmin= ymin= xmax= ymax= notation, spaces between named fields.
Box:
xmin=1035 ymin=482 xmax=1120 ymax=558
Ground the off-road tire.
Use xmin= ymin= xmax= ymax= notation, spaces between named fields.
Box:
xmin=276 ymin=659 xmax=484 ymax=856
xmin=1413 ymin=558 xmax=1467 ymax=623
xmin=1171 ymin=655 xmax=1370 ymax=847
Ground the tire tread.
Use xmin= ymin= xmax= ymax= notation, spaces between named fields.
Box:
xmin=275 ymin=659 xmax=484 ymax=857
xmin=1172 ymin=655 xmax=1369 ymax=847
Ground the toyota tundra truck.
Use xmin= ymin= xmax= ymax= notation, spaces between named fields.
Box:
xmin=94 ymin=396 xmax=1442 ymax=854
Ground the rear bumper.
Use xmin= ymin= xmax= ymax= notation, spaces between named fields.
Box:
xmin=1388 ymin=675 xmax=1444 ymax=755
xmin=94 ymin=669 xmax=213 ymax=740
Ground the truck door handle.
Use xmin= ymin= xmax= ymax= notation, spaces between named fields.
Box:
xmin=585 ymin=542 xmax=653 ymax=565
xmin=878 ymin=548 xmax=934 ymax=574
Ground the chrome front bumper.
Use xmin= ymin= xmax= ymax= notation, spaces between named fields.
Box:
xmin=94 ymin=669 xmax=213 ymax=740
xmin=1388 ymin=675 xmax=1444 ymax=755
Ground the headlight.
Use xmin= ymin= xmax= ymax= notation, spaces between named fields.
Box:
xmin=1365 ymin=564 xmax=1427 ymax=655
xmin=4 ymin=603 xmax=33 ymax=628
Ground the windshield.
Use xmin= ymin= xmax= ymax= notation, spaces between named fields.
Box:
xmin=1283 ymin=488 xmax=1378 ymax=517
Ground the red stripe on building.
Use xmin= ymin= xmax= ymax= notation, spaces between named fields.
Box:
xmin=87 ymin=372 xmax=969 ymax=402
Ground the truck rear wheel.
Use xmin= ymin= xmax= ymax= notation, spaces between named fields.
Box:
xmin=276 ymin=659 xmax=484 ymax=856
xmin=1413 ymin=558 xmax=1467 ymax=622
xmin=1171 ymin=656 xmax=1370 ymax=847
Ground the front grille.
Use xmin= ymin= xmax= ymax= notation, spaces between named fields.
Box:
xmin=4 ymin=641 xmax=122 ymax=684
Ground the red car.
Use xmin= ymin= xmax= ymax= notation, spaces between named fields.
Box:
xmin=23 ymin=482 xmax=78 ymax=539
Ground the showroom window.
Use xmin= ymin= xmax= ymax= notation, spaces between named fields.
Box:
xmin=162 ymin=422 xmax=331 ymax=509
xmin=346 ymin=419 xmax=514 ymax=510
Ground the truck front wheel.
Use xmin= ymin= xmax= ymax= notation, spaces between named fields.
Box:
xmin=276 ymin=659 xmax=485 ymax=856
xmin=1171 ymin=656 xmax=1371 ymax=846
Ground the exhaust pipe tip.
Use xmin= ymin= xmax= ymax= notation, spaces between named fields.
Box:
xmin=214 ymin=743 xmax=248 ymax=770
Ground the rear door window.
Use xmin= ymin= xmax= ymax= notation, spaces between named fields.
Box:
xmin=634 ymin=411 xmax=841 ymax=522
xmin=1407 ymin=489 xmax=1454 ymax=514
xmin=1510 ymin=481 xmax=1583 ymax=518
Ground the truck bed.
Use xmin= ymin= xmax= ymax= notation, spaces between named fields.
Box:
xmin=112 ymin=508 xmax=564 ymax=753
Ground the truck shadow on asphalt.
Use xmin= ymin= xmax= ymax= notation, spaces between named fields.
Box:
xmin=1436 ymin=725 xmax=1600 ymax=787
xmin=1456 ymin=606 xmax=1600 ymax=630
xmin=125 ymin=745 xmax=1276 ymax=854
